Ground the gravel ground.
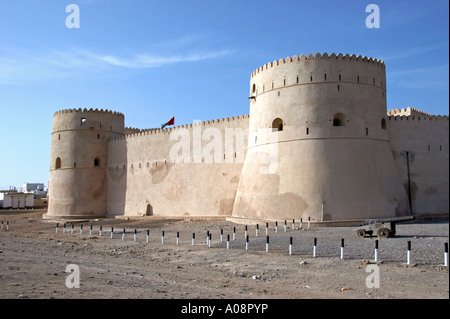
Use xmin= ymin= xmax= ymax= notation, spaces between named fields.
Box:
xmin=0 ymin=210 xmax=448 ymax=301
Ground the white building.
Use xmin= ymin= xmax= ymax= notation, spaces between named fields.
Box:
xmin=0 ymin=192 xmax=34 ymax=209
xmin=23 ymin=183 xmax=46 ymax=196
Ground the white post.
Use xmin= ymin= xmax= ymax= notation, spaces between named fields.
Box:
xmin=407 ymin=241 xmax=411 ymax=265
xmin=80 ymin=224 xmax=83 ymax=235
xmin=220 ymin=229 xmax=223 ymax=242
xmin=256 ymin=224 xmax=259 ymax=237
xmin=147 ymin=230 xmax=150 ymax=243
xmin=71 ymin=224 xmax=74 ymax=235
xmin=289 ymin=237 xmax=292 ymax=256
xmin=162 ymin=231 xmax=165 ymax=245
xmin=266 ymin=236 xmax=269 ymax=253
xmin=266 ymin=223 xmax=269 ymax=236
xmin=313 ymin=238 xmax=317 ymax=257
xmin=63 ymin=223 xmax=66 ymax=234
xmin=122 ymin=229 xmax=125 ymax=240
xmin=374 ymin=240 xmax=378 ymax=262
xmin=292 ymin=219 xmax=295 ymax=231
xmin=341 ymin=239 xmax=344 ymax=259
xmin=99 ymin=225 xmax=102 ymax=237
xmin=110 ymin=227 xmax=114 ymax=239
xmin=206 ymin=231 xmax=210 ymax=245
xmin=227 ymin=234 xmax=230 ymax=250
xmin=275 ymin=221 xmax=278 ymax=234
xmin=444 ymin=243 xmax=448 ymax=267
xmin=192 ymin=233 xmax=195 ymax=246
xmin=56 ymin=223 xmax=58 ymax=233
xmin=176 ymin=232 xmax=179 ymax=245
xmin=300 ymin=218 xmax=303 ymax=230
xmin=308 ymin=217 xmax=311 ymax=230
xmin=90 ymin=225 xmax=92 ymax=236
xmin=284 ymin=220 xmax=287 ymax=232
xmin=245 ymin=235 xmax=249 ymax=250
xmin=233 ymin=227 xmax=236 ymax=241
xmin=134 ymin=229 xmax=137 ymax=242
xmin=208 ymin=234 xmax=212 ymax=248
xmin=244 ymin=226 xmax=247 ymax=240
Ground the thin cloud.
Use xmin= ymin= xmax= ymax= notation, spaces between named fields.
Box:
xmin=388 ymin=64 xmax=449 ymax=91
xmin=0 ymin=46 xmax=235 ymax=84
xmin=381 ymin=43 xmax=447 ymax=61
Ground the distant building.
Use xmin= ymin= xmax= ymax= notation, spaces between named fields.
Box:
xmin=23 ymin=183 xmax=47 ymax=197
xmin=0 ymin=192 xmax=34 ymax=209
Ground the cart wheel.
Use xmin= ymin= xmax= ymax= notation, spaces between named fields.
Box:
xmin=377 ymin=227 xmax=391 ymax=238
xmin=356 ymin=229 xmax=366 ymax=237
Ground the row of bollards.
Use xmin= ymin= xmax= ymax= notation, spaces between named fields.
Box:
xmin=1 ymin=221 xmax=9 ymax=231
xmin=53 ymin=223 xmax=448 ymax=265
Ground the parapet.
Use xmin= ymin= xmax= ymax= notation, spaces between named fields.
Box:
xmin=53 ymin=108 xmax=124 ymax=117
xmin=112 ymin=114 xmax=250 ymax=142
xmin=387 ymin=107 xmax=435 ymax=117
xmin=251 ymin=52 xmax=385 ymax=78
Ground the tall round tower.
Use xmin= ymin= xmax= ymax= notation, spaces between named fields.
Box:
xmin=44 ymin=108 xmax=125 ymax=219
xmin=232 ymin=53 xmax=411 ymax=223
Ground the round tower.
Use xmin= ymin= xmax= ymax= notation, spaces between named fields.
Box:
xmin=232 ymin=53 xmax=411 ymax=223
xmin=44 ymin=108 xmax=125 ymax=219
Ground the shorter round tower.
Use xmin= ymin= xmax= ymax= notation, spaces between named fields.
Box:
xmin=44 ymin=108 xmax=124 ymax=219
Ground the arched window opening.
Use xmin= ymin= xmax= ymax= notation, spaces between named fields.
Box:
xmin=94 ymin=157 xmax=101 ymax=167
xmin=333 ymin=113 xmax=346 ymax=127
xmin=272 ymin=118 xmax=284 ymax=132
xmin=381 ymin=118 xmax=387 ymax=129
xmin=55 ymin=157 xmax=61 ymax=169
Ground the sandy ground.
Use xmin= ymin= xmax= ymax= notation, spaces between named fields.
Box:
xmin=0 ymin=209 xmax=448 ymax=301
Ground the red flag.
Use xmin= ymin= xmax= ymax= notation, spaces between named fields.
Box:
xmin=161 ymin=116 xmax=175 ymax=129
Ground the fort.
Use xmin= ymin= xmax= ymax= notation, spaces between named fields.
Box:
xmin=44 ymin=53 xmax=449 ymax=225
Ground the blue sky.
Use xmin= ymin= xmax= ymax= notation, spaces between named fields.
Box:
xmin=0 ymin=0 xmax=448 ymax=190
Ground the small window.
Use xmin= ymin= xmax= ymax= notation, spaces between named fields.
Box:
xmin=324 ymin=73 xmax=327 ymax=81
xmin=373 ymin=78 xmax=376 ymax=85
xmin=97 ymin=134 xmax=100 ymax=139
xmin=381 ymin=118 xmax=387 ymax=129
xmin=337 ymin=85 xmax=340 ymax=91
xmin=366 ymin=127 xmax=369 ymax=136
xmin=333 ymin=113 xmax=346 ymax=126
xmin=55 ymin=157 xmax=61 ymax=169
xmin=74 ymin=163 xmax=76 ymax=168
xmin=81 ymin=118 xmax=86 ymax=125
xmin=58 ymin=134 xmax=60 ymax=140
xmin=339 ymin=74 xmax=341 ymax=81
xmin=94 ymin=157 xmax=100 ymax=167
xmin=252 ymin=84 xmax=256 ymax=94
xmin=357 ymin=75 xmax=360 ymax=83
xmin=272 ymin=118 xmax=283 ymax=132
xmin=310 ymin=75 xmax=313 ymax=82
xmin=283 ymin=79 xmax=286 ymax=86
xmin=306 ymin=127 xmax=309 ymax=135
xmin=296 ymin=76 xmax=299 ymax=84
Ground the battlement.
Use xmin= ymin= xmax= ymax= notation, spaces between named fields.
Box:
xmin=54 ymin=108 xmax=124 ymax=117
xmin=387 ymin=107 xmax=436 ymax=117
xmin=251 ymin=53 xmax=385 ymax=78
xmin=111 ymin=114 xmax=250 ymax=142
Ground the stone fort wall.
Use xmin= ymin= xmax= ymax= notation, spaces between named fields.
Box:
xmin=106 ymin=115 xmax=249 ymax=218
xmin=388 ymin=110 xmax=449 ymax=217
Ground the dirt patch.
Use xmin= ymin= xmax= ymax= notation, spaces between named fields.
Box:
xmin=0 ymin=210 xmax=448 ymax=300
